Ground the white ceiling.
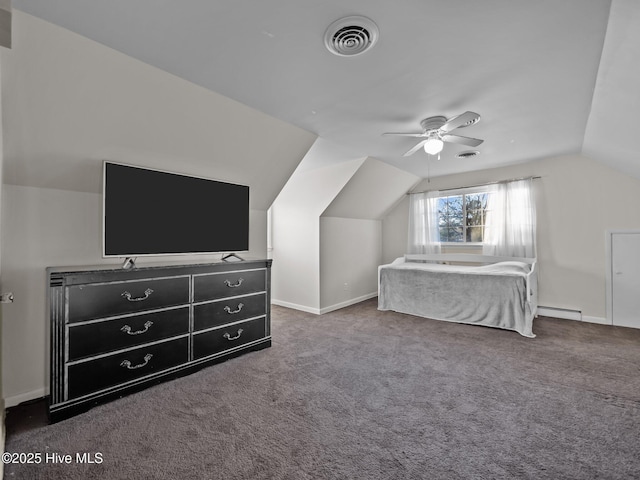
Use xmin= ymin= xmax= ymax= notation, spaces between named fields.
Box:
xmin=13 ymin=0 xmax=640 ymax=180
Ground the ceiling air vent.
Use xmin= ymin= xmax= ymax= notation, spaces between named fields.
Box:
xmin=456 ymin=151 xmax=480 ymax=159
xmin=324 ymin=16 xmax=379 ymax=57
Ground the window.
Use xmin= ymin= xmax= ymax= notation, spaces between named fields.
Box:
xmin=437 ymin=189 xmax=490 ymax=243
xmin=408 ymin=179 xmax=536 ymax=256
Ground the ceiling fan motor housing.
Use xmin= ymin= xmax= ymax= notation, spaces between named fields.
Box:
xmin=420 ymin=116 xmax=447 ymax=132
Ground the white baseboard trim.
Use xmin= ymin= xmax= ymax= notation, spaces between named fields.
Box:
xmin=537 ymin=306 xmax=608 ymax=325
xmin=4 ymin=387 xmax=47 ymax=409
xmin=582 ymin=315 xmax=610 ymax=325
xmin=319 ymin=292 xmax=378 ymax=315
xmin=271 ymin=299 xmax=321 ymax=315
xmin=272 ymin=293 xmax=377 ymax=316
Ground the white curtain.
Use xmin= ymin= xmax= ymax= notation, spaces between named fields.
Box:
xmin=483 ymin=179 xmax=536 ymax=258
xmin=408 ymin=191 xmax=441 ymax=254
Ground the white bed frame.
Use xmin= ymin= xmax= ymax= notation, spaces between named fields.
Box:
xmin=378 ymin=253 xmax=538 ymax=336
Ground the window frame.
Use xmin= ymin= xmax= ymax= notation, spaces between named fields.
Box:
xmin=435 ymin=185 xmax=493 ymax=246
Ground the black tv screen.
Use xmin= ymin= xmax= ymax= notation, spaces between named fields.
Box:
xmin=103 ymin=162 xmax=249 ymax=257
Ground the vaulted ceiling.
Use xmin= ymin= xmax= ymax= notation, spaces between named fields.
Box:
xmin=13 ymin=0 xmax=640 ymax=180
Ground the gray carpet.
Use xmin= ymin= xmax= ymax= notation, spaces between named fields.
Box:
xmin=5 ymin=299 xmax=640 ymax=479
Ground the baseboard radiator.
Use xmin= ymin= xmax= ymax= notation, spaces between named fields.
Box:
xmin=537 ymin=306 xmax=609 ymax=325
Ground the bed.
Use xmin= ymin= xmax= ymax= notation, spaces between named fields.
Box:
xmin=378 ymin=254 xmax=538 ymax=337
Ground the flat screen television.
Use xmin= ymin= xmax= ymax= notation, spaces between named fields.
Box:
xmin=103 ymin=162 xmax=249 ymax=258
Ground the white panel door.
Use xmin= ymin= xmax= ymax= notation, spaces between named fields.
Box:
xmin=611 ymin=232 xmax=640 ymax=328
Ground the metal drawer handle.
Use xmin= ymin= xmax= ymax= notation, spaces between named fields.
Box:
xmin=120 ymin=353 xmax=153 ymax=370
xmin=223 ymin=303 xmax=244 ymax=314
xmin=121 ymin=288 xmax=154 ymax=302
xmin=223 ymin=329 xmax=244 ymax=341
xmin=224 ymin=278 xmax=243 ymax=288
xmin=121 ymin=320 xmax=153 ymax=335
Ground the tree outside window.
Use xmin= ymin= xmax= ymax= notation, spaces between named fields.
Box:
xmin=437 ymin=191 xmax=489 ymax=243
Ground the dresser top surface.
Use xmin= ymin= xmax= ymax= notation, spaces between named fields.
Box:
xmin=48 ymin=258 xmax=270 ymax=273
xmin=48 ymin=258 xmax=272 ymax=285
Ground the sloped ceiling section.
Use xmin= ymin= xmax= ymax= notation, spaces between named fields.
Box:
xmin=12 ymin=0 xmax=613 ymax=179
xmin=322 ymin=157 xmax=420 ymax=220
xmin=2 ymin=11 xmax=317 ymax=210
xmin=583 ymin=0 xmax=640 ymax=180
xmin=272 ymin=139 xmax=367 ymax=216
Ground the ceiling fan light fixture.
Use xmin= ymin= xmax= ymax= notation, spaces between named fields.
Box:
xmin=423 ymin=137 xmax=444 ymax=155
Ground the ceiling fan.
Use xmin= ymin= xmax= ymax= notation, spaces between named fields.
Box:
xmin=383 ymin=111 xmax=484 ymax=157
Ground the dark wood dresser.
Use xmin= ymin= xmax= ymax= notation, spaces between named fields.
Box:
xmin=48 ymin=259 xmax=272 ymax=422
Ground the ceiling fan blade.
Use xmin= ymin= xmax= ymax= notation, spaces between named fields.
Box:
xmin=382 ymin=132 xmax=427 ymax=137
xmin=440 ymin=111 xmax=481 ymax=133
xmin=441 ymin=134 xmax=484 ymax=147
xmin=403 ymin=139 xmax=428 ymax=157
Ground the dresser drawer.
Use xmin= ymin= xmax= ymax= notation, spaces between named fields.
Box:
xmin=193 ymin=317 xmax=266 ymax=360
xmin=67 ymin=337 xmax=189 ymax=399
xmin=193 ymin=269 xmax=265 ymax=302
xmin=67 ymin=276 xmax=190 ymax=323
xmin=68 ymin=307 xmax=190 ymax=361
xmin=193 ymin=293 xmax=266 ymax=331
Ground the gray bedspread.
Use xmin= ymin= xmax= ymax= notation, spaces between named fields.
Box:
xmin=378 ymin=260 xmax=536 ymax=337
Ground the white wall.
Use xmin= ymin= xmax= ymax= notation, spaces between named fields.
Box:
xmin=319 ymin=217 xmax=381 ymax=312
xmin=317 ymin=158 xmax=418 ymax=312
xmin=270 ymin=153 xmax=365 ymax=312
xmin=271 ymin=152 xmax=419 ymax=314
xmin=1 ymin=11 xmax=316 ymax=203
xmin=382 ymin=154 xmax=640 ymax=320
xmin=270 ymin=201 xmax=320 ymax=311
xmin=0 ymin=11 xmax=314 ymax=404
xmin=2 ymin=186 xmax=104 ymax=403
